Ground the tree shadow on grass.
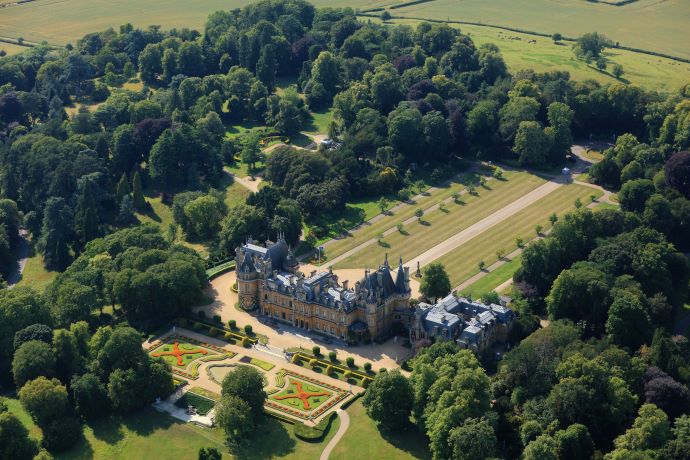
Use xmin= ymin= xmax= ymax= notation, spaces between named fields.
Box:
xmin=120 ymin=407 xmax=177 ymax=437
xmin=233 ymin=417 xmax=296 ymax=460
xmin=378 ymin=422 xmax=432 ymax=460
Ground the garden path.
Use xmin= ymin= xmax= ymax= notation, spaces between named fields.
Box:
xmin=320 ymin=408 xmax=349 ymax=460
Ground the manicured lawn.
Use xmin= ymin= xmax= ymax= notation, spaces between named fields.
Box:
xmin=460 ymin=255 xmax=522 ymax=299
xmin=5 ymin=396 xmax=340 ymax=460
xmin=436 ymin=184 xmax=602 ymax=287
xmin=331 ymin=399 xmax=430 ymax=460
xmin=334 ymin=171 xmax=545 ymax=269
xmin=238 ymin=356 xmax=275 ymax=371
xmin=15 ymin=245 xmax=57 ymax=292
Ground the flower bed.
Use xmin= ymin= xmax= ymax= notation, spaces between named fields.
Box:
xmin=264 ymin=370 xmax=349 ymax=420
xmin=148 ymin=335 xmax=235 ymax=379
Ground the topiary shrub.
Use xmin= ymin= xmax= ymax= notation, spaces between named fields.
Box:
xmin=228 ymin=319 xmax=236 ymax=330
xmin=328 ymin=351 xmax=337 ymax=362
xmin=346 ymin=357 xmax=355 ymax=368
xmin=326 ymin=365 xmax=334 ymax=376
xmin=361 ymin=378 xmax=370 ymax=388
xmin=344 ymin=371 xmax=353 ymax=381
xmin=312 ymin=346 xmax=320 ymax=356
xmin=363 ymin=362 xmax=372 ymax=373
xmin=224 ymin=332 xmax=234 ymax=341
xmin=242 ymin=337 xmax=251 ymax=348
xmin=244 ymin=324 xmax=253 ymax=335
xmin=192 ymin=322 xmax=205 ymax=332
xmin=213 ymin=315 xmax=221 ymax=324
xmin=309 ymin=358 xmax=318 ymax=368
xmin=291 ymin=355 xmax=301 ymax=365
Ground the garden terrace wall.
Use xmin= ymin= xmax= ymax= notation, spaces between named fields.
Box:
xmin=205 ymin=260 xmax=235 ymax=280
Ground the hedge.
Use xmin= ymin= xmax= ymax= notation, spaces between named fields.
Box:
xmin=294 ymin=412 xmax=337 ymax=441
xmin=205 ymin=260 xmax=236 ymax=280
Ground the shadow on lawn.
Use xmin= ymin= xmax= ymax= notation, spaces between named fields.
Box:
xmin=378 ymin=422 xmax=432 ymax=460
xmin=233 ymin=417 xmax=296 ymax=460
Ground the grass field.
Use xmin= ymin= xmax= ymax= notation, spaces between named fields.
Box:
xmin=460 ymin=255 xmax=521 ymax=298
xmin=384 ymin=18 xmax=690 ymax=93
xmin=15 ymin=245 xmax=57 ymax=292
xmin=333 ymin=170 xmax=545 ymax=269
xmin=4 ymin=395 xmax=341 ymax=460
xmin=0 ymin=41 xmax=32 ymax=56
xmin=436 ymin=183 xmax=602 ymax=287
xmin=389 ymin=0 xmax=690 ymax=60
xmin=330 ymin=399 xmax=430 ymax=460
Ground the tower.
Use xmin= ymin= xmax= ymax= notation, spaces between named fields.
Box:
xmin=236 ymin=247 xmax=259 ymax=310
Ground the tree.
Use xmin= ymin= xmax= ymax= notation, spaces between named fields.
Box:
xmin=610 ymin=403 xmax=670 ymax=455
xmin=19 ymin=377 xmax=70 ymax=427
xmin=619 ymin=179 xmax=655 ymax=212
xmin=524 ymin=434 xmax=558 ymax=460
xmin=0 ymin=412 xmax=38 ymax=460
xmin=38 ymin=197 xmax=73 ymax=270
xmin=420 ymin=262 xmax=451 ymax=301
xmin=52 ymin=329 xmax=83 ymax=382
xmin=256 ymin=44 xmax=277 ymax=90
xmin=377 ymin=196 xmax=389 ymax=214
xmin=552 ymin=33 xmax=562 ymax=43
xmin=573 ymin=32 xmax=610 ymax=59
xmin=664 ymin=151 xmax=690 ymax=198
xmin=514 ymin=121 xmax=552 ymax=166
xmin=215 ymin=395 xmax=254 ymax=446
xmin=414 ymin=209 xmax=424 ymax=221
xmin=42 ymin=416 xmax=82 ymax=453
xmin=605 ymin=292 xmax=652 ymax=350
xmin=363 ymin=370 xmax=413 ymax=430
xmin=241 ymin=133 xmax=262 ymax=172
xmin=643 ymin=367 xmax=690 ymax=419
xmin=554 ymin=424 xmax=594 ymax=460
xmin=198 ymin=447 xmax=222 ymax=460
xmin=131 ymin=171 xmax=147 ymax=210
xmin=612 ymin=64 xmax=624 ymax=79
xmin=183 ymin=194 xmax=226 ymax=239
xmin=14 ymin=324 xmax=52 ymax=350
xmin=12 ymin=340 xmax=56 ymax=387
xmin=547 ymin=102 xmax=574 ymax=164
xmin=220 ymin=366 xmax=266 ymax=422
xmin=71 ymin=372 xmax=109 ymax=419
xmin=448 ymin=417 xmax=497 ymax=460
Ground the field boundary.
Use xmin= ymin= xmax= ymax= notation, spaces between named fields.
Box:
xmin=358 ymin=12 xmax=690 ymax=65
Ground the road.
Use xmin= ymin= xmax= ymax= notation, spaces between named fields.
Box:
xmin=320 ymin=408 xmax=349 ymax=460
xmin=6 ymin=229 xmax=29 ymax=287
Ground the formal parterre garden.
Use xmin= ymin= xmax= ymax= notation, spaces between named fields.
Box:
xmin=147 ymin=335 xmax=235 ymax=379
xmin=266 ymin=370 xmax=349 ymax=420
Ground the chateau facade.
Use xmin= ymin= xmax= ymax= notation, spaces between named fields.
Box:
xmin=236 ymin=238 xmax=515 ymax=350
xmin=236 ymin=237 xmax=413 ymax=342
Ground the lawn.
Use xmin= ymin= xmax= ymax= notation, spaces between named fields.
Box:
xmin=435 ymin=183 xmax=603 ymax=287
xmin=4 ymin=395 xmax=341 ymax=460
xmin=460 ymin=255 xmax=522 ymax=299
xmin=334 ymin=170 xmax=545 ymax=269
xmin=15 ymin=245 xmax=58 ymax=292
xmin=239 ymin=355 xmax=275 ymax=371
xmin=303 ymin=108 xmax=335 ymax=135
xmin=331 ymin=399 xmax=430 ymax=460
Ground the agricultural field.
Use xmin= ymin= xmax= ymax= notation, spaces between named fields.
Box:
xmin=0 ymin=41 xmax=31 ymax=56
xmin=382 ymin=18 xmax=690 ymax=93
xmin=387 ymin=0 xmax=690 ymax=60
xmin=332 ymin=170 xmax=546 ymax=269
xmin=436 ymin=183 xmax=602 ymax=287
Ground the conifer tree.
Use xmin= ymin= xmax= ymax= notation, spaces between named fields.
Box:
xmin=131 ymin=171 xmax=147 ymax=210
xmin=115 ymin=173 xmax=131 ymax=204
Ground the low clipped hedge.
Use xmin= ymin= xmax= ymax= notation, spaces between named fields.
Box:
xmin=294 ymin=412 xmax=337 ymax=441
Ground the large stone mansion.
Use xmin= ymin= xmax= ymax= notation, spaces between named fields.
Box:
xmin=236 ymin=237 xmax=515 ymax=352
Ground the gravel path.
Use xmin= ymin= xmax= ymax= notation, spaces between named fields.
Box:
xmin=320 ymin=409 xmax=349 ymax=460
